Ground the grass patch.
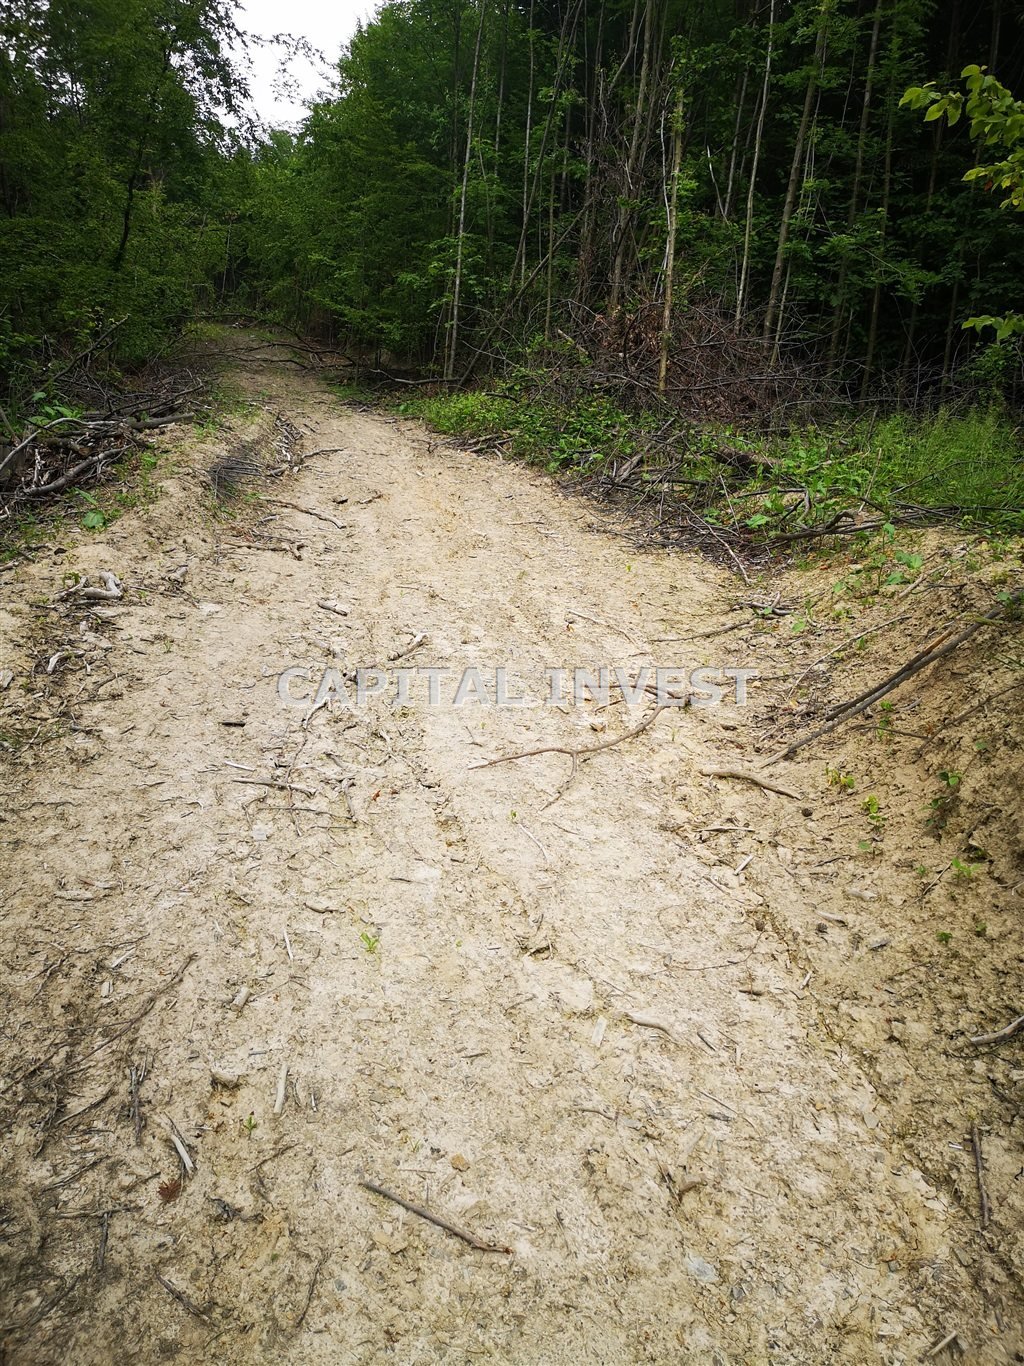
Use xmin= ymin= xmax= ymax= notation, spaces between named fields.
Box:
xmin=193 ymin=382 xmax=257 ymax=438
xmin=329 ymin=380 xmax=376 ymax=404
xmin=727 ymin=408 xmax=1024 ymax=543
xmin=866 ymin=409 xmax=1024 ymax=521
xmin=404 ymin=379 xmax=1024 ymax=543
xmin=399 ymin=388 xmax=642 ymax=472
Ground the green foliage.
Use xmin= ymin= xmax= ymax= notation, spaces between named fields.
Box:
xmin=735 ymin=409 xmax=1024 ymax=538
xmin=903 ymin=66 xmax=1024 ymax=338
xmin=866 ymin=410 xmax=1024 ymax=526
xmin=9 ymin=0 xmax=1024 ymax=420
xmin=826 ymin=766 xmax=856 ymax=791
xmin=221 ymin=0 xmax=1024 ymax=395
xmin=0 ymin=0 xmax=247 ymax=404
xmin=951 ymin=856 xmax=980 ymax=879
xmin=399 ymin=384 xmax=639 ymax=473
xmin=75 ymin=490 xmax=108 ymax=531
xmin=408 ymin=377 xmax=1024 ymax=545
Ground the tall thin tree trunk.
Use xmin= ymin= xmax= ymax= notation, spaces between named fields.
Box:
xmin=494 ymin=0 xmax=509 ymax=158
xmin=828 ymin=0 xmax=882 ymax=369
xmin=445 ymin=0 xmax=485 ymax=380
xmin=659 ymin=84 xmax=684 ymax=394
xmin=902 ymin=121 xmax=942 ymax=386
xmin=512 ymin=0 xmax=581 ymax=288
xmin=988 ymin=0 xmax=1001 ymax=70
xmin=520 ymin=0 xmax=535 ymax=287
xmin=112 ymin=49 xmax=171 ymax=272
xmin=447 ymin=0 xmax=464 ymax=236
xmin=545 ymin=158 xmax=557 ymax=338
xmin=609 ymin=0 xmax=657 ymax=312
xmin=860 ymin=56 xmax=896 ymax=398
xmin=763 ymin=2 xmax=828 ymax=340
xmin=941 ymin=273 xmax=961 ymax=391
xmin=723 ymin=62 xmax=749 ymax=221
xmin=735 ymin=0 xmax=775 ymax=325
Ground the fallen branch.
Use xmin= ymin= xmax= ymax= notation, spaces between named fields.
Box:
xmin=273 ymin=1062 xmax=289 ymax=1117
xmin=359 ymin=1179 xmax=512 ymax=1254
xmin=78 ymin=571 xmax=123 ymax=602
xmin=770 ymin=514 xmax=886 ymax=544
xmin=294 ymin=1251 xmax=327 ymax=1331
xmin=129 ymin=1061 xmax=145 ymax=1144
xmin=565 ymin=606 xmax=643 ymax=647
xmin=925 ymin=1331 xmax=961 ymax=1360
xmin=969 ymin=1013 xmax=1024 ymax=1046
xmin=785 ymin=610 xmax=914 ymax=697
xmin=971 ymin=1124 xmax=992 ymax=1230
xmin=157 ymin=1115 xmax=195 ymax=1176
xmin=12 ymin=953 xmax=196 ymax=1086
xmin=387 ymin=631 xmax=428 ymax=663
xmin=917 ymin=679 xmax=1024 ymax=755
xmin=764 ymin=593 xmax=1023 ymax=764
xmin=470 ymin=704 xmax=667 ymax=779
xmin=232 ymin=777 xmax=318 ymax=798
xmin=700 ymin=766 xmax=802 ymax=800
xmin=154 ymin=1272 xmax=210 ymax=1322
xmin=29 ymin=455 xmax=107 ymax=496
xmin=54 ymin=570 xmax=123 ymax=603
xmin=128 ymin=412 xmax=195 ymax=431
xmin=317 ymin=599 xmax=349 ymax=618
xmin=259 ymin=497 xmax=346 ymax=530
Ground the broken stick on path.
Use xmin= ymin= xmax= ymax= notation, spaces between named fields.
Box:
xmin=470 ymin=704 xmax=668 ymax=782
xmin=700 ymin=765 xmax=802 ymax=800
xmin=360 ymin=1179 xmax=512 ymax=1254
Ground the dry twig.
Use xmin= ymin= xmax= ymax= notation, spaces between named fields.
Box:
xmin=700 ymin=765 xmax=801 ymax=800
xmin=969 ymin=1013 xmax=1024 ymax=1046
xmin=971 ymin=1124 xmax=992 ymax=1230
xmin=470 ymin=705 xmax=667 ymax=793
xmin=294 ymin=1251 xmax=327 ymax=1331
xmin=12 ymin=955 xmax=195 ymax=1087
xmin=360 ymin=1179 xmax=512 ymax=1254
xmin=154 ymin=1272 xmax=210 ymax=1322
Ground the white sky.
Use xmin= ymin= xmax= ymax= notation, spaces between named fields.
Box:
xmin=238 ymin=0 xmax=379 ymax=128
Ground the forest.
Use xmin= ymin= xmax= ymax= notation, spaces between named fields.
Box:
xmin=3 ymin=0 xmax=1024 ymax=416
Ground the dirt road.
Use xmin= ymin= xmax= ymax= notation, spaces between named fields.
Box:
xmin=1 ymin=352 xmax=1020 ymax=1363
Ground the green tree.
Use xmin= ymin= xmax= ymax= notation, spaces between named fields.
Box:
xmin=903 ymin=64 xmax=1024 ymax=338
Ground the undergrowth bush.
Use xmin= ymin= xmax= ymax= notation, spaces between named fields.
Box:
xmin=401 ymin=389 xmax=639 ymax=471
xmin=405 ymin=382 xmax=1024 ymax=538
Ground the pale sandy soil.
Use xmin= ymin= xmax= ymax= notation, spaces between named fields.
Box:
xmin=1 ymin=347 xmax=1021 ymax=1364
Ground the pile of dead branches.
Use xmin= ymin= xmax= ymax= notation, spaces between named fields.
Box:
xmin=562 ymin=299 xmax=829 ymax=426
xmin=0 ymin=376 xmax=201 ymax=509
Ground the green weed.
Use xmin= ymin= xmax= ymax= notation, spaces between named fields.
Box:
xmin=826 ymin=766 xmax=856 ymax=791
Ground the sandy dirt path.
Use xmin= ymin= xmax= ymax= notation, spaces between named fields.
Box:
xmin=0 ymin=354 xmax=1018 ymax=1363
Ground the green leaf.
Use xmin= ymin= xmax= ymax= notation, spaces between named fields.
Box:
xmin=894 ymin=551 xmax=923 ymax=570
